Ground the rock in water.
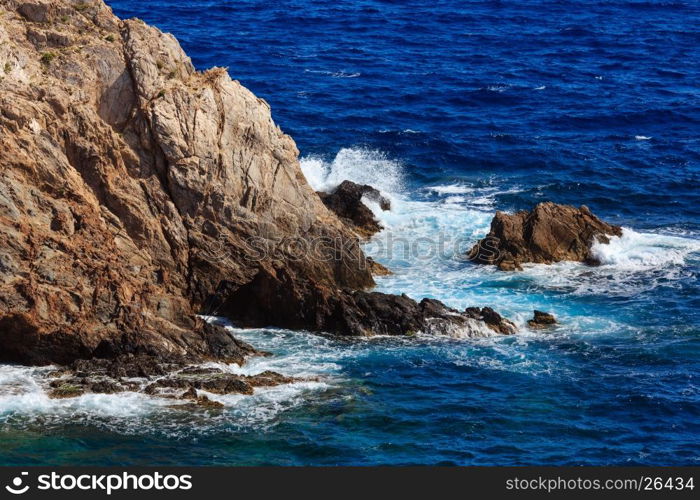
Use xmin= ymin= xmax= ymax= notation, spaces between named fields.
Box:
xmin=318 ymin=180 xmax=391 ymax=239
xmin=468 ymin=202 xmax=622 ymax=270
xmin=221 ymin=264 xmax=517 ymax=337
xmin=527 ymin=310 xmax=557 ymax=328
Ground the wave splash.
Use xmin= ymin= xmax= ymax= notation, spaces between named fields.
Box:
xmin=300 ymin=147 xmax=405 ymax=196
xmin=301 ymin=147 xmax=700 ymax=306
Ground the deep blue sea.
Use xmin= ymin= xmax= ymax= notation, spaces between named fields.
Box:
xmin=1 ymin=0 xmax=699 ymax=465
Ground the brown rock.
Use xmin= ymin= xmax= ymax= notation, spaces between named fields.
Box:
xmin=48 ymin=383 xmax=85 ymax=399
xmin=367 ymin=258 xmax=392 ymax=276
xmin=0 ymin=0 xmax=372 ymax=366
xmin=528 ymin=310 xmax=557 ymax=329
xmin=179 ymin=387 xmax=224 ymax=409
xmin=222 ymin=264 xmax=516 ymax=337
xmin=318 ymin=180 xmax=390 ymax=239
xmin=464 ymin=307 xmax=518 ymax=335
xmin=468 ymin=202 xmax=622 ymax=270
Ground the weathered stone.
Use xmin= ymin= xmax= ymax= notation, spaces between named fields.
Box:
xmin=367 ymin=258 xmax=392 ymax=276
xmin=469 ymin=202 xmax=622 ymax=270
xmin=222 ymin=264 xmax=516 ymax=337
xmin=318 ymin=180 xmax=391 ymax=239
xmin=48 ymin=383 xmax=85 ymax=399
xmin=0 ymin=0 xmax=372 ymax=366
xmin=528 ymin=310 xmax=557 ymax=329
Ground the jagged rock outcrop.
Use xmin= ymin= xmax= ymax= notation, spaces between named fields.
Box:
xmin=468 ymin=202 xmax=622 ymax=271
xmin=528 ymin=310 xmax=557 ymax=329
xmin=318 ymin=180 xmax=391 ymax=239
xmin=0 ymin=0 xmax=516 ymax=368
xmin=0 ymin=0 xmax=372 ymax=365
xmin=220 ymin=264 xmax=516 ymax=337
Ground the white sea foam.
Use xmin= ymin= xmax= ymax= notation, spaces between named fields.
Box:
xmin=300 ymin=147 xmax=404 ymax=196
xmin=634 ymin=135 xmax=652 ymax=140
xmin=301 ymin=148 xmax=699 ymax=307
xmin=0 ymin=326 xmax=340 ymax=431
xmin=591 ymin=228 xmax=700 ymax=270
xmin=426 ymin=183 xmax=475 ymax=195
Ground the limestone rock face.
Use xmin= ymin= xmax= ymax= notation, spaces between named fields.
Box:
xmin=468 ymin=202 xmax=622 ymax=271
xmin=0 ymin=0 xmax=371 ymax=365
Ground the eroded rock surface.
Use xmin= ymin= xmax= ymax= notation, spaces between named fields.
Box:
xmin=469 ymin=202 xmax=622 ymax=270
xmin=528 ymin=310 xmax=557 ymax=329
xmin=0 ymin=0 xmax=372 ymax=365
xmin=318 ymin=180 xmax=391 ymax=239
xmin=45 ymin=356 xmax=300 ymax=402
xmin=0 ymin=0 xmax=517 ymax=371
xmin=221 ymin=264 xmax=516 ymax=337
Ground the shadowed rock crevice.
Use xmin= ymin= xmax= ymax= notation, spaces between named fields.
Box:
xmin=220 ymin=264 xmax=516 ymax=337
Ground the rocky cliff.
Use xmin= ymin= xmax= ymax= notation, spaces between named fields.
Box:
xmin=0 ymin=0 xmax=515 ymax=369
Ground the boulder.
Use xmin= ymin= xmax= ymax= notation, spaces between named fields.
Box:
xmin=468 ymin=202 xmax=622 ymax=270
xmin=528 ymin=310 xmax=557 ymax=329
xmin=318 ymin=180 xmax=391 ymax=239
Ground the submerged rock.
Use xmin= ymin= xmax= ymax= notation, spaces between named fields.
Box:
xmin=179 ymin=387 xmax=224 ymax=409
xmin=318 ymin=180 xmax=391 ymax=239
xmin=464 ymin=307 xmax=518 ymax=335
xmin=528 ymin=310 xmax=557 ymax=329
xmin=45 ymin=356 xmax=299 ymax=400
xmin=468 ymin=202 xmax=622 ymax=270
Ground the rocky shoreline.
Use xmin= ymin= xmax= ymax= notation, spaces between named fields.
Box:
xmin=0 ymin=1 xmax=614 ymax=401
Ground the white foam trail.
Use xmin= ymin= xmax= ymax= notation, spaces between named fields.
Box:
xmin=591 ymin=228 xmax=700 ymax=270
xmin=635 ymin=135 xmax=652 ymax=140
xmin=426 ymin=183 xmax=475 ymax=195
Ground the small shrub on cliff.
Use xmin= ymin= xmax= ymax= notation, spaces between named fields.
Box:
xmin=74 ymin=2 xmax=92 ymax=12
xmin=3 ymin=62 xmax=11 ymax=74
xmin=105 ymin=34 xmax=115 ymax=42
xmin=203 ymin=67 xmax=229 ymax=87
xmin=40 ymin=52 xmax=56 ymax=66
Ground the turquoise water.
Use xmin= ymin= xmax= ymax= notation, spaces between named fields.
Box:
xmin=1 ymin=0 xmax=699 ymax=465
